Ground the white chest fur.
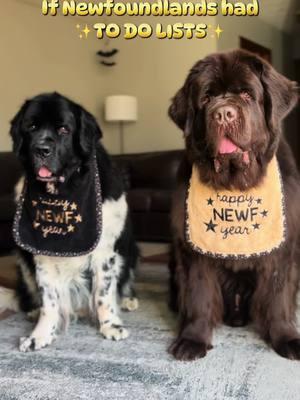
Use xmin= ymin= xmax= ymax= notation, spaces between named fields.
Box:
xmin=32 ymin=194 xmax=128 ymax=318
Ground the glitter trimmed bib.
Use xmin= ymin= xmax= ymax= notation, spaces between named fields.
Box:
xmin=186 ymin=157 xmax=286 ymax=259
xmin=13 ymin=157 xmax=102 ymax=257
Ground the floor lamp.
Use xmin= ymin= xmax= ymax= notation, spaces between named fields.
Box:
xmin=105 ymin=95 xmax=138 ymax=154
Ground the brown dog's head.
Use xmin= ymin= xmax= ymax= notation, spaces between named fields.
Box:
xmin=169 ymin=50 xmax=298 ymax=190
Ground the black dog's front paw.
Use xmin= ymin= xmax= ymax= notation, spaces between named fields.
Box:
xmin=19 ymin=334 xmax=55 ymax=352
xmin=168 ymin=337 xmax=212 ymax=361
xmin=274 ymin=338 xmax=300 ymax=360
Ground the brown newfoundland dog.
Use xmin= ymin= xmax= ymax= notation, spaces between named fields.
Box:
xmin=168 ymin=49 xmax=300 ymax=361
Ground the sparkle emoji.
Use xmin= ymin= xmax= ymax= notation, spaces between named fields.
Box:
xmin=214 ymin=25 xmax=224 ymax=39
xmin=82 ymin=24 xmax=91 ymax=39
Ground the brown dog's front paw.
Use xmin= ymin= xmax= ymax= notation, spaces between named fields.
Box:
xmin=274 ymin=338 xmax=300 ymax=360
xmin=168 ymin=338 xmax=212 ymax=361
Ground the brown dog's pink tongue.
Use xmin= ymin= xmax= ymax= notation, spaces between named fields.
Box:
xmin=38 ymin=166 xmax=52 ymax=178
xmin=218 ymin=137 xmax=238 ymax=154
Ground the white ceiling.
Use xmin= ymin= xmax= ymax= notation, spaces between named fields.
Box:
xmin=16 ymin=0 xmax=299 ymax=32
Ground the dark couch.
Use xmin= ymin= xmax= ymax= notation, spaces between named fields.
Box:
xmin=0 ymin=150 xmax=183 ymax=255
xmin=114 ymin=150 xmax=182 ymax=242
xmin=0 ymin=153 xmax=23 ymax=255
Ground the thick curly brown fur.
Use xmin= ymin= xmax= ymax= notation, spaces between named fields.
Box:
xmin=168 ymin=49 xmax=300 ymax=361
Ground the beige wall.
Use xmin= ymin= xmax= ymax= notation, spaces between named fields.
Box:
xmin=100 ymin=16 xmax=217 ymax=154
xmin=1 ymin=2 xmax=288 ymax=154
xmin=216 ymin=15 xmax=285 ymax=71
xmin=0 ymin=1 xmax=110 ymax=151
xmin=0 ymin=3 xmax=217 ymax=153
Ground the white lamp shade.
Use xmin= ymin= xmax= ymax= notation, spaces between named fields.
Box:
xmin=105 ymin=95 xmax=138 ymax=122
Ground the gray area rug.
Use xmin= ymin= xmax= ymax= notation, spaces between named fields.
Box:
xmin=1 ymin=263 xmax=300 ymax=400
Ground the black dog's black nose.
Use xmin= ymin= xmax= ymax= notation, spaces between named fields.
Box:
xmin=35 ymin=144 xmax=52 ymax=158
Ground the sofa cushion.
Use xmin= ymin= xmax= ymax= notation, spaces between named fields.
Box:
xmin=113 ymin=150 xmax=183 ymax=191
xmin=0 ymin=221 xmax=14 ymax=253
xmin=0 ymin=153 xmax=22 ymax=194
xmin=130 ymin=151 xmax=182 ymax=190
xmin=127 ymin=189 xmax=152 ymax=212
xmin=150 ymin=190 xmax=172 ymax=212
xmin=131 ymin=212 xmax=171 ymax=242
xmin=128 ymin=189 xmax=171 ymax=213
xmin=0 ymin=194 xmax=15 ymax=221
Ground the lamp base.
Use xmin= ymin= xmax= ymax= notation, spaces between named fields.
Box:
xmin=119 ymin=121 xmax=124 ymax=154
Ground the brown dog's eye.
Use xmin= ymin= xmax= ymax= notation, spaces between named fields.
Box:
xmin=240 ymin=91 xmax=252 ymax=102
xmin=57 ymin=126 xmax=70 ymax=135
xmin=202 ymin=95 xmax=211 ymax=105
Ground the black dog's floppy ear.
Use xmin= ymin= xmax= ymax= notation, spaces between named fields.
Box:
xmin=79 ymin=108 xmax=103 ymax=156
xmin=10 ymin=100 xmax=29 ymax=156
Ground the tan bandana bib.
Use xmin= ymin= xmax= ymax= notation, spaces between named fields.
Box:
xmin=186 ymin=157 xmax=286 ymax=259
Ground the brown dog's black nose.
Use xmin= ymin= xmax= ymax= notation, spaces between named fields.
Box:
xmin=35 ymin=144 xmax=52 ymax=158
xmin=213 ymin=105 xmax=237 ymax=124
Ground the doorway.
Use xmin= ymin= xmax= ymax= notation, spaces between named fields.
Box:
xmin=240 ymin=37 xmax=272 ymax=63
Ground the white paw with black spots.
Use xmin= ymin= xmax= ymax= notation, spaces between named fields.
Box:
xmin=121 ymin=297 xmax=139 ymax=312
xmin=26 ymin=309 xmax=40 ymax=322
xmin=19 ymin=335 xmax=55 ymax=352
xmin=100 ymin=324 xmax=129 ymax=341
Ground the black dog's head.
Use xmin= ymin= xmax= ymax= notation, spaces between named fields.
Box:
xmin=10 ymin=92 xmax=102 ymax=182
xmin=169 ymin=50 xmax=298 ymax=190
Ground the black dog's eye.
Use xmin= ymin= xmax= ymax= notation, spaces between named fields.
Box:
xmin=27 ymin=124 xmax=37 ymax=132
xmin=57 ymin=126 xmax=70 ymax=135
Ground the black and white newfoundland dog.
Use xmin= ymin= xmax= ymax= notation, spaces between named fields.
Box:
xmin=1 ymin=92 xmax=139 ymax=352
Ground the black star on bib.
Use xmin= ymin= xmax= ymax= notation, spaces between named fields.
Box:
xmin=204 ymin=219 xmax=218 ymax=233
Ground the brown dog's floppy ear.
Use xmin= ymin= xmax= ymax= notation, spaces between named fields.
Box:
xmin=168 ymin=85 xmax=195 ymax=137
xmin=169 ymin=86 xmax=188 ymax=131
xmin=259 ymin=60 xmax=299 ymax=128
xmin=169 ymin=59 xmax=207 ymax=137
xmin=242 ymin=50 xmax=299 ymax=157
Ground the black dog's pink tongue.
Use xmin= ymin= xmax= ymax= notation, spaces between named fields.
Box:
xmin=38 ymin=166 xmax=52 ymax=178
